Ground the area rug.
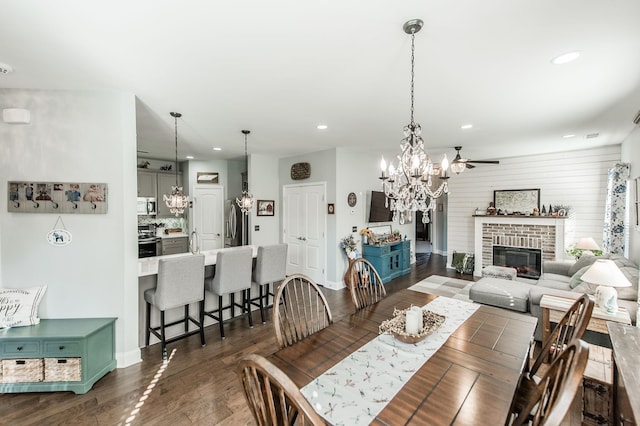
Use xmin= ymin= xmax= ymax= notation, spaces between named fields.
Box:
xmin=408 ymin=275 xmax=476 ymax=302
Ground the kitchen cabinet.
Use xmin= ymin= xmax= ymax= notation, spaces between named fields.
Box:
xmin=0 ymin=318 xmax=116 ymax=394
xmin=156 ymin=172 xmax=183 ymax=218
xmin=137 ymin=171 xmax=157 ymax=197
xmin=161 ymin=236 xmax=189 ymax=255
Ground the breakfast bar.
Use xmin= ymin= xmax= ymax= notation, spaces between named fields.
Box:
xmin=137 ymin=246 xmax=258 ymax=347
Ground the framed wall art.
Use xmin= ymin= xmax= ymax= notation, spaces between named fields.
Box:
xmin=257 ymin=200 xmax=275 ymax=216
xmin=493 ymin=189 xmax=540 ymax=214
xmin=196 ymin=172 xmax=219 ymax=184
xmin=8 ymin=181 xmax=108 ymax=214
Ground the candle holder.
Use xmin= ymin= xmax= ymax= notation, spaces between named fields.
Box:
xmin=379 ymin=307 xmax=445 ymax=344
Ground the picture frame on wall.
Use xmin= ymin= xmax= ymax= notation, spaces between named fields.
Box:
xmin=327 ymin=203 xmax=335 ymax=214
xmin=494 ymin=188 xmax=540 ymax=214
xmin=257 ymin=200 xmax=275 ymax=216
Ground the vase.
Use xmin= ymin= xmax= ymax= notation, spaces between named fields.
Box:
xmin=362 ymin=235 xmax=368 ymax=245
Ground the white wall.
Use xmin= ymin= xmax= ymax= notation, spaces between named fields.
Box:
xmin=249 ymin=153 xmax=280 ymax=246
xmin=622 ymin=126 xmax=640 ymax=264
xmin=446 ymin=145 xmax=621 ymax=267
xmin=0 ymin=89 xmax=140 ymax=367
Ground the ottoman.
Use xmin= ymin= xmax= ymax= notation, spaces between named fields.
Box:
xmin=469 ymin=277 xmax=533 ymax=313
xmin=481 ymin=265 xmax=517 ymax=280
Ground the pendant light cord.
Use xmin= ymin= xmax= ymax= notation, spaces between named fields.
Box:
xmin=410 ymin=31 xmax=415 ymax=126
xmin=174 ymin=116 xmax=178 ymax=187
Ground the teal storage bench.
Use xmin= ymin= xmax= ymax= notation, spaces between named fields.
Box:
xmin=0 ymin=318 xmax=116 ymax=394
xmin=363 ymin=240 xmax=411 ymax=283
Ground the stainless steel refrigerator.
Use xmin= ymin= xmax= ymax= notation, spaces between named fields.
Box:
xmin=224 ymin=200 xmax=245 ymax=247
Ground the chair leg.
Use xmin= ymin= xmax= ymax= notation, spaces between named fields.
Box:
xmin=145 ymin=301 xmax=151 ymax=346
xmin=160 ymin=311 xmax=167 ymax=361
xmin=218 ymin=295 xmax=225 ymax=339
xmin=230 ymin=293 xmax=235 ymax=318
xmin=258 ymin=285 xmax=266 ymax=324
xmin=199 ymin=300 xmax=206 ymax=347
xmin=184 ymin=305 xmax=190 ymax=333
xmin=246 ymin=289 xmax=254 ymax=328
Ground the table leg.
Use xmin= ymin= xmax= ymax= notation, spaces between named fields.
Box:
xmin=542 ymin=307 xmax=551 ymax=363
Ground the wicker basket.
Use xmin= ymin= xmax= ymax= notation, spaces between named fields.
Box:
xmin=1 ymin=359 xmax=43 ymax=383
xmin=44 ymin=358 xmax=81 ymax=382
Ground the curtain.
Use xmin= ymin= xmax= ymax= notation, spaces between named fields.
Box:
xmin=602 ymin=163 xmax=629 ymax=255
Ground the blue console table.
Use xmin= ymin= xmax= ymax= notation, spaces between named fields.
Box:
xmin=363 ymin=240 xmax=411 ymax=283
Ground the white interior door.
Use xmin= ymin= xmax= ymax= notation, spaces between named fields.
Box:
xmin=193 ymin=186 xmax=223 ymax=250
xmin=283 ymin=183 xmax=326 ymax=284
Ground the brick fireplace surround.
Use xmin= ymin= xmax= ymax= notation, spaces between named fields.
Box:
xmin=473 ymin=216 xmax=567 ymax=277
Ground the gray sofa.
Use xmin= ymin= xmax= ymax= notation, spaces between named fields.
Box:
xmin=469 ymin=254 xmax=639 ymax=342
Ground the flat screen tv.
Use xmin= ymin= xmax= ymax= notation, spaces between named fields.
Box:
xmin=368 ymin=191 xmax=393 ymax=223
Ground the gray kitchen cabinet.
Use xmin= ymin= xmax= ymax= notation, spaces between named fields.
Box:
xmin=137 ymin=171 xmax=157 ymax=198
xmin=161 ymin=236 xmax=189 ymax=255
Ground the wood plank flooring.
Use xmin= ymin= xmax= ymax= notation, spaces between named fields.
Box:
xmin=0 ymin=253 xmax=582 ymax=425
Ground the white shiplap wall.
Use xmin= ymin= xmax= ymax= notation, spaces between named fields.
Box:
xmin=446 ymin=145 xmax=621 ymax=266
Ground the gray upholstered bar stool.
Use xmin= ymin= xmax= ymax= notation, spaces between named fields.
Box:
xmin=145 ymin=254 xmax=206 ymax=360
xmin=250 ymin=244 xmax=288 ymax=323
xmin=204 ymin=246 xmax=254 ymax=339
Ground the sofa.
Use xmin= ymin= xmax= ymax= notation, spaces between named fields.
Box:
xmin=469 ymin=254 xmax=639 ymax=342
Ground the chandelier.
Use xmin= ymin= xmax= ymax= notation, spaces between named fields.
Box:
xmin=163 ymin=112 xmax=189 ymax=217
xmin=379 ymin=19 xmax=449 ymax=224
xmin=236 ymin=129 xmax=254 ymax=214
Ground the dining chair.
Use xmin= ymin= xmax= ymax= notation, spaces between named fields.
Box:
xmin=527 ymin=293 xmax=593 ymax=378
xmin=237 ymin=354 xmax=324 ymax=426
xmin=346 ymin=258 xmax=386 ymax=311
xmin=272 ymin=274 xmax=333 ymax=349
xmin=250 ymin=244 xmax=288 ymax=323
xmin=507 ymin=339 xmax=589 ymax=426
xmin=145 ymin=254 xmax=206 ymax=360
xmin=204 ymin=246 xmax=254 ymax=339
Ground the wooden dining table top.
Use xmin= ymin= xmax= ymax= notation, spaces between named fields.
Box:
xmin=267 ymin=288 xmax=538 ymax=425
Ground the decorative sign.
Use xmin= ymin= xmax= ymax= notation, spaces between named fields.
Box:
xmin=290 ymin=162 xmax=311 ymax=180
xmin=196 ymin=172 xmax=219 ymax=184
xmin=8 ymin=182 xmax=108 ymax=214
xmin=347 ymin=192 xmax=358 ymax=207
xmin=47 ymin=229 xmax=72 ymax=246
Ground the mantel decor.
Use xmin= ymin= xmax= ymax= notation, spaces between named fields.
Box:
xmin=8 ymin=181 xmax=108 ymax=214
xmin=493 ymin=189 xmax=540 ymax=214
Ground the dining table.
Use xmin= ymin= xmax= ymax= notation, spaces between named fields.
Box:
xmin=267 ymin=288 xmax=538 ymax=425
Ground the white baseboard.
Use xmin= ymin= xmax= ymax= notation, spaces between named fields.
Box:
xmin=117 ymin=349 xmax=142 ymax=368
xmin=322 ymin=279 xmax=346 ymax=290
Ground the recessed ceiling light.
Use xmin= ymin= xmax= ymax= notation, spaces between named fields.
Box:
xmin=586 ymin=133 xmax=599 ymax=139
xmin=562 ymin=134 xmax=575 ymax=139
xmin=551 ymin=51 xmax=580 ymax=65
xmin=213 ymin=147 xmax=222 ymax=151
xmin=0 ymin=62 xmax=14 ymax=74
xmin=460 ymin=124 xmax=473 ymax=130
xmin=185 ymin=155 xmax=194 ymax=159
xmin=316 ymin=124 xmax=328 ymax=130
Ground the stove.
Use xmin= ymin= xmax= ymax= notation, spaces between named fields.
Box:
xmin=138 ymin=226 xmax=161 ymax=258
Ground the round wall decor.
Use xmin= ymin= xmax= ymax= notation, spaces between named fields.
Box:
xmin=347 ymin=192 xmax=357 ymax=207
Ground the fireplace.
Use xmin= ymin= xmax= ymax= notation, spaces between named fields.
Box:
xmin=493 ymin=245 xmax=542 ymax=279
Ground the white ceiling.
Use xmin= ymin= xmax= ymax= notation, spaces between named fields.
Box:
xmin=2 ymin=0 xmax=640 ymax=163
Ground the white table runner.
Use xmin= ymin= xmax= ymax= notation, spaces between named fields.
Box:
xmin=301 ymin=297 xmax=480 ymax=425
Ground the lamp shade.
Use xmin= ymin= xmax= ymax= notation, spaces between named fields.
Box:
xmin=575 ymin=237 xmax=600 ymax=251
xmin=581 ymin=259 xmax=631 ymax=288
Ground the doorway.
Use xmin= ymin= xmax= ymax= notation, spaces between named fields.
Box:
xmin=282 ymin=183 xmax=327 ymax=285
xmin=415 ymin=211 xmax=432 ymax=256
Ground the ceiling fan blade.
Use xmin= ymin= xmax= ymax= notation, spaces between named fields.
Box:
xmin=465 ymin=163 xmax=476 ymax=169
xmin=467 ymin=160 xmax=500 ymax=164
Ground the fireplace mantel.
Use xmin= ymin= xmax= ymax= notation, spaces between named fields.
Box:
xmin=473 ymin=216 xmax=566 ymax=277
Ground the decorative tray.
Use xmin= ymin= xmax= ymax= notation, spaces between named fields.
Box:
xmin=379 ymin=307 xmax=446 ymax=344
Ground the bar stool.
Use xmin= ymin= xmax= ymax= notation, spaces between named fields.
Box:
xmin=145 ymin=254 xmax=206 ymax=360
xmin=204 ymin=246 xmax=253 ymax=339
xmin=250 ymin=244 xmax=288 ymax=323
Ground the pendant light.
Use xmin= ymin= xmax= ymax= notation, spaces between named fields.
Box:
xmin=163 ymin=112 xmax=189 ymax=216
xmin=236 ymin=129 xmax=254 ymax=214
xmin=379 ymin=19 xmax=449 ymax=224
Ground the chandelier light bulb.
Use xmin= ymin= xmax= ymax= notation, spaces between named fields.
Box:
xmin=441 ymin=154 xmax=449 ymax=171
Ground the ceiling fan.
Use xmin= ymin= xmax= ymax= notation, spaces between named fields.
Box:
xmin=450 ymin=146 xmax=499 ymax=174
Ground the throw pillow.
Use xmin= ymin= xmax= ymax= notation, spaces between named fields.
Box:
xmin=0 ymin=286 xmax=47 ymax=328
xmin=452 ymin=252 xmax=466 ymax=272
xmin=569 ymin=266 xmax=590 ymax=289
xmin=567 ymin=254 xmax=601 ymax=277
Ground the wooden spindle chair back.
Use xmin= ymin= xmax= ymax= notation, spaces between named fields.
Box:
xmin=273 ymin=274 xmax=333 ymax=349
xmin=346 ymin=258 xmax=386 ymax=310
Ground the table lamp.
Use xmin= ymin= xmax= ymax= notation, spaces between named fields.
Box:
xmin=580 ymin=259 xmax=631 ymax=314
xmin=575 ymin=237 xmax=600 ymax=256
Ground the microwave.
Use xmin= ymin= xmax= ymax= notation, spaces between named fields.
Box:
xmin=137 ymin=197 xmax=157 ymax=216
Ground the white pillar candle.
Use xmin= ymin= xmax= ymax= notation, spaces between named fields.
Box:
xmin=405 ymin=306 xmax=423 ymax=334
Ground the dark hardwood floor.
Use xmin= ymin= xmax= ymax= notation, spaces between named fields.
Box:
xmin=0 ymin=253 xmax=580 ymax=425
